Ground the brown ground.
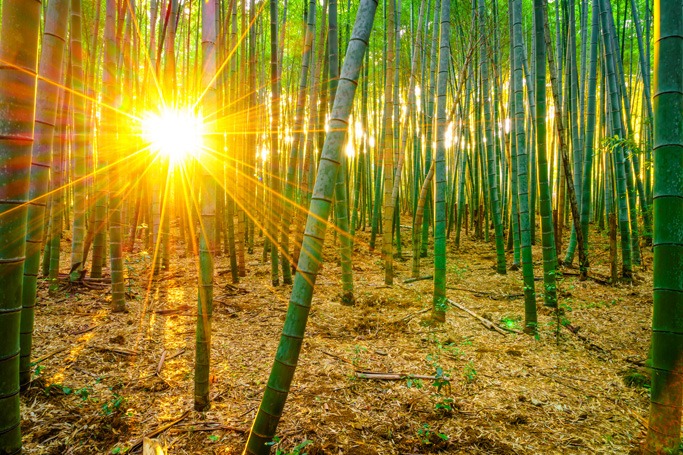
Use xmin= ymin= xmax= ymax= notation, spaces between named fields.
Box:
xmin=21 ymin=220 xmax=653 ymax=454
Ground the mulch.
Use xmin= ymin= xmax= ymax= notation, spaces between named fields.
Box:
xmin=21 ymin=222 xmax=652 ymax=454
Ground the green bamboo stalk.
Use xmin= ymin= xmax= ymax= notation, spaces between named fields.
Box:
xmin=432 ymin=0 xmax=450 ymax=323
xmin=101 ymin=0 xmax=126 ymax=312
xmin=534 ymin=0 xmax=558 ymax=307
xmin=19 ymin=0 xmax=70 ymax=389
xmin=70 ymin=0 xmax=87 ymax=280
xmin=195 ymin=0 xmax=218 ymax=412
xmin=597 ymin=0 xmax=631 ymax=278
xmin=563 ymin=0 xmax=584 ymax=266
xmin=283 ymin=0 xmax=316 ymax=277
xmin=580 ymin=0 xmax=600 ymax=268
xmin=268 ymin=0 xmax=281 ymax=286
xmin=294 ymin=0 xmax=327 ymax=262
xmin=381 ymin=0 xmax=397 ymax=284
xmin=394 ymin=0 xmax=426 ymax=273
xmin=421 ymin=0 xmax=440 ymax=258
xmin=0 ymin=0 xmax=41 ymax=452
xmin=512 ymin=0 xmax=536 ymax=332
xmin=542 ymin=0 xmax=588 ymax=279
xmin=244 ymin=2 xmax=377 ymax=451
xmin=644 ymin=3 xmax=683 ymax=452
xmin=481 ymin=0 xmax=506 ymax=275
xmin=329 ymin=0 xmax=354 ymax=304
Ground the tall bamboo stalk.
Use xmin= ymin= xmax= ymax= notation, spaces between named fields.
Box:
xmin=244 ymin=2 xmax=377 ymax=450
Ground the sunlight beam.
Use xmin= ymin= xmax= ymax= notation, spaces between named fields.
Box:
xmin=141 ymin=108 xmax=205 ymax=165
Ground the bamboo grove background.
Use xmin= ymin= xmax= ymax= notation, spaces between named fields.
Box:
xmin=0 ymin=0 xmax=680 ymax=453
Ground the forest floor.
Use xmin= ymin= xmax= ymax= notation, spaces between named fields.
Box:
xmin=21 ymin=220 xmax=653 ymax=455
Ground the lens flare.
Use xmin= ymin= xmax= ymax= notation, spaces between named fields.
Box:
xmin=142 ymin=108 xmax=204 ymax=164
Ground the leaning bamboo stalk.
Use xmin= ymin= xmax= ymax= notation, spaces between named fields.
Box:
xmin=244 ymin=2 xmax=378 ymax=451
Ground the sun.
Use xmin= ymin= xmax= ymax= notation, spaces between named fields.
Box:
xmin=141 ymin=108 xmax=205 ymax=164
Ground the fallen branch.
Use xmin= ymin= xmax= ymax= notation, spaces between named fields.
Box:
xmin=32 ymin=346 xmax=69 ymax=365
xmin=92 ymin=345 xmax=139 ymax=356
xmin=354 ymin=371 xmax=449 ymax=381
xmin=403 ymin=275 xmax=433 ymax=284
xmin=562 ymin=324 xmax=607 ymax=354
xmin=129 ymin=410 xmax=190 ymax=452
xmin=392 ymin=308 xmax=430 ymax=324
xmin=172 ymin=422 xmax=246 ymax=434
xmin=447 ymin=286 xmax=524 ymax=300
xmin=537 ymin=370 xmax=583 ymax=392
xmin=446 ymin=299 xmax=508 ymax=335
xmin=321 ymin=350 xmax=355 ymax=366
xmin=166 ymin=348 xmax=185 ymax=361
xmin=559 ymin=270 xmax=612 ymax=285
xmin=156 ymin=350 xmax=167 ymax=375
xmin=154 ymin=305 xmax=193 ymax=316
xmin=71 ymin=323 xmax=105 ymax=335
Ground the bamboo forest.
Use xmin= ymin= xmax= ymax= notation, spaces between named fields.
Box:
xmin=0 ymin=0 xmax=681 ymax=453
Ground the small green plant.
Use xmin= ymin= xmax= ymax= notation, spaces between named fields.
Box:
xmin=101 ymin=392 xmax=126 ymax=416
xmin=267 ymin=436 xmax=313 ymax=455
xmin=463 ymin=362 xmax=477 ymax=383
xmin=427 ymin=335 xmax=466 ymax=358
xmin=405 ymin=376 xmax=424 ymax=389
xmin=434 ymin=396 xmax=455 ymax=412
xmin=349 ymin=345 xmax=367 ymax=367
xmin=448 ymin=261 xmax=469 ymax=280
xmin=432 ymin=367 xmax=450 ymax=393
xmin=33 ymin=364 xmax=45 ymax=378
xmin=417 ymin=423 xmax=449 ymax=445
xmin=208 ymin=434 xmax=220 ymax=442
xmin=662 ymin=441 xmax=683 ymax=454
xmin=434 ymin=297 xmax=449 ymax=315
xmin=623 ymin=369 xmax=651 ymax=389
xmin=500 ymin=315 xmax=521 ymax=331
xmin=75 ymin=385 xmax=93 ymax=401
xmin=44 ymin=383 xmax=72 ymax=396
xmin=417 ymin=424 xmax=431 ymax=444
xmin=558 ymin=303 xmax=573 ymax=327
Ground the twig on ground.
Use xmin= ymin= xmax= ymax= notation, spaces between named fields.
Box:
xmin=391 ymin=308 xmax=430 ymax=324
xmin=537 ymin=370 xmax=583 ymax=392
xmin=92 ymin=345 xmax=139 ymax=356
xmin=128 ymin=410 xmax=190 ymax=452
xmin=166 ymin=348 xmax=185 ymax=361
xmin=156 ymin=350 xmax=167 ymax=375
xmin=562 ymin=324 xmax=608 ymax=354
xmin=354 ymin=371 xmax=450 ymax=381
xmin=32 ymin=346 xmax=69 ymax=365
xmin=403 ymin=275 xmax=433 ymax=284
xmin=172 ymin=422 xmax=246 ymax=434
xmin=71 ymin=323 xmax=105 ymax=335
xmin=447 ymin=286 xmax=524 ymax=300
xmin=320 ymin=350 xmax=355 ymax=366
xmin=446 ymin=299 xmax=508 ymax=335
